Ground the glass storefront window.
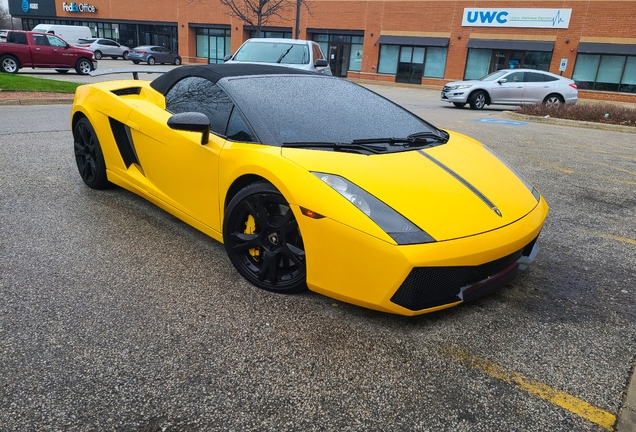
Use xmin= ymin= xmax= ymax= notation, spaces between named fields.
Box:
xmin=595 ymin=55 xmax=626 ymax=91
xmin=465 ymin=49 xmax=490 ymax=79
xmin=196 ymin=28 xmax=231 ymax=64
xmin=620 ymin=57 xmax=636 ymax=93
xmin=572 ymin=54 xmax=600 ymax=89
xmin=572 ymin=53 xmax=636 ymax=93
xmin=424 ymin=46 xmax=447 ymax=78
xmin=349 ymin=43 xmax=363 ymax=71
xmin=378 ymin=45 xmax=399 ymax=74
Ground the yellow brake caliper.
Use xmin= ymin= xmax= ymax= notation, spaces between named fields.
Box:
xmin=245 ymin=214 xmax=260 ymax=261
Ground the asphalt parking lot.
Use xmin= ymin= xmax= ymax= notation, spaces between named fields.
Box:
xmin=1 ymin=62 xmax=635 ymax=431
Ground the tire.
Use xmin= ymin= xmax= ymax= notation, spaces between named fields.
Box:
xmin=73 ymin=118 xmax=111 ymax=189
xmin=122 ymin=51 xmax=129 ymax=60
xmin=75 ymin=58 xmax=92 ymax=75
xmin=110 ymin=56 xmax=118 ymax=60
xmin=0 ymin=55 xmax=19 ymax=74
xmin=94 ymin=50 xmax=102 ymax=60
xmin=147 ymin=57 xmax=155 ymax=65
xmin=173 ymin=57 xmax=182 ymax=66
xmin=132 ymin=60 xmax=140 ymax=64
xmin=543 ymin=94 xmax=564 ymax=109
xmin=453 ymin=102 xmax=466 ymax=108
xmin=223 ymin=182 xmax=307 ymax=294
xmin=469 ymin=91 xmax=487 ymax=110
xmin=55 ymin=69 xmax=69 ymax=74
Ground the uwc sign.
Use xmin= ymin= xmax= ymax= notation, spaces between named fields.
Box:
xmin=462 ymin=8 xmax=572 ymax=29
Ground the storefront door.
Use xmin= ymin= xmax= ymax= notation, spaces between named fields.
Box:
xmin=328 ymin=43 xmax=350 ymax=77
xmin=396 ymin=46 xmax=425 ymax=84
xmin=490 ymin=50 xmax=524 ymax=73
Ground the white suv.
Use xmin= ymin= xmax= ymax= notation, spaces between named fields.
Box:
xmin=224 ymin=38 xmax=332 ymax=75
xmin=441 ymin=69 xmax=578 ymax=110
xmin=75 ymin=38 xmax=130 ymax=60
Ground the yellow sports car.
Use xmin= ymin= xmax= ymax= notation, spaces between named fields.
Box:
xmin=71 ymin=64 xmax=548 ymax=316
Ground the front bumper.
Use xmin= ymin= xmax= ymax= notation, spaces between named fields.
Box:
xmin=297 ymin=196 xmax=548 ymax=316
xmin=440 ymin=89 xmax=470 ymax=104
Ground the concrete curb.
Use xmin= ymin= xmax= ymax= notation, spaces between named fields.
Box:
xmin=503 ymin=111 xmax=636 ymax=134
xmin=0 ymin=98 xmax=73 ymax=106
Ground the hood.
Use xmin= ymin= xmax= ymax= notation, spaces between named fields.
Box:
xmin=282 ymin=131 xmax=539 ymax=242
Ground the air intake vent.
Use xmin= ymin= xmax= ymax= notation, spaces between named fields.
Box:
xmin=111 ymin=87 xmax=142 ymax=96
xmin=109 ymin=118 xmax=138 ymax=168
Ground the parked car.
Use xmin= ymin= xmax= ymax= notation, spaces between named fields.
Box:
xmin=70 ymin=63 xmax=548 ymax=316
xmin=224 ymin=38 xmax=331 ymax=75
xmin=30 ymin=24 xmax=92 ymax=45
xmin=128 ymin=45 xmax=181 ymax=65
xmin=76 ymin=38 xmax=129 ymax=60
xmin=0 ymin=30 xmax=96 ymax=75
xmin=441 ymin=69 xmax=578 ymax=110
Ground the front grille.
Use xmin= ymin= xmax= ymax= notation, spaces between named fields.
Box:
xmin=390 ymin=241 xmax=535 ymax=311
xmin=442 ymin=86 xmax=451 ymax=92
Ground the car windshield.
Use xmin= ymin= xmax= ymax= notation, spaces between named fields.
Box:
xmin=233 ymin=42 xmax=310 ymax=65
xmin=221 ymin=75 xmax=441 ymax=147
xmin=479 ymin=70 xmax=509 ymax=81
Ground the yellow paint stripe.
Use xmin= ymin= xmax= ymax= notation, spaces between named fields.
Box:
xmin=586 ymin=174 xmax=636 ymax=186
xmin=578 ymin=157 xmax=636 ymax=176
xmin=443 ymin=346 xmax=617 ymax=431
xmin=523 ymin=155 xmax=574 ymax=174
xmin=595 ymin=233 xmax=636 ymax=246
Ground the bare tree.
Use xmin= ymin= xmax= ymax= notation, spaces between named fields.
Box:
xmin=0 ymin=4 xmax=13 ymax=29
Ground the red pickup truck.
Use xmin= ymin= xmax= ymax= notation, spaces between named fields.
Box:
xmin=0 ymin=30 xmax=97 ymax=75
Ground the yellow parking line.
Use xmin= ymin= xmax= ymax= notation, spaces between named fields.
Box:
xmin=443 ymin=346 xmax=616 ymax=431
xmin=523 ymin=155 xmax=574 ymax=174
xmin=577 ymin=157 xmax=636 ymax=176
xmin=595 ymin=233 xmax=636 ymax=246
xmin=585 ymin=174 xmax=636 ymax=186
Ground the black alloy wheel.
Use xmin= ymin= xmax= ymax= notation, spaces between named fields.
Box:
xmin=73 ymin=118 xmax=110 ymax=189
xmin=223 ymin=182 xmax=307 ymax=293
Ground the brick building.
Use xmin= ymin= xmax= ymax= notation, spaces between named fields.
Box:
xmin=8 ymin=0 xmax=636 ymax=102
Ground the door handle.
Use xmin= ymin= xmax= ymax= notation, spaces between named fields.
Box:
xmin=35 ymin=48 xmax=41 ymax=50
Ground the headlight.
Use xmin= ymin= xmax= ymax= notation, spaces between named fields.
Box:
xmin=483 ymin=146 xmax=541 ymax=201
xmin=450 ymin=84 xmax=473 ymax=90
xmin=313 ymin=173 xmax=435 ymax=245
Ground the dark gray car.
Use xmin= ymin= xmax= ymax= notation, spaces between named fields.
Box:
xmin=128 ymin=45 xmax=182 ymax=66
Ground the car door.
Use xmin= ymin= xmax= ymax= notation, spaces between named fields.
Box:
xmin=125 ymin=76 xmax=229 ymax=231
xmin=490 ymin=71 xmax=525 ymax=104
xmin=30 ymin=33 xmax=56 ymax=66
xmin=523 ymin=71 xmax=553 ymax=104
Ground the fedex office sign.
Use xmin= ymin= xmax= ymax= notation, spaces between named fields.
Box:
xmin=462 ymin=8 xmax=571 ymax=29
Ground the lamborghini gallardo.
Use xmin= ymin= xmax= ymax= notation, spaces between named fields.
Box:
xmin=71 ymin=63 xmax=548 ymax=316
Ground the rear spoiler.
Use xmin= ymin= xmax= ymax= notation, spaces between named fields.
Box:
xmin=89 ymin=68 xmax=172 ymax=80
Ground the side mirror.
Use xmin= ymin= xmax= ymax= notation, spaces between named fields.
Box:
xmin=223 ymin=54 xmax=232 ymax=62
xmin=167 ymin=112 xmax=210 ymax=145
xmin=498 ymin=78 xmax=508 ymax=84
xmin=315 ymin=59 xmax=328 ymax=67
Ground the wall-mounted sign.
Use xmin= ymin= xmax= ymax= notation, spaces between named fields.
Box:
xmin=462 ymin=8 xmax=572 ymax=29
xmin=62 ymin=2 xmax=98 ymax=13
xmin=22 ymin=0 xmax=38 ymax=13
xmin=9 ymin=0 xmax=56 ymax=16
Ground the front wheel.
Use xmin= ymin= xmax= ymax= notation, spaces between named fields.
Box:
xmin=0 ymin=55 xmax=19 ymax=74
xmin=122 ymin=51 xmax=129 ymax=60
xmin=147 ymin=57 xmax=155 ymax=65
xmin=223 ymin=182 xmax=307 ymax=294
xmin=73 ymin=118 xmax=111 ymax=189
xmin=75 ymin=58 xmax=92 ymax=75
xmin=543 ymin=94 xmax=564 ymax=109
xmin=132 ymin=60 xmax=140 ymax=64
xmin=469 ymin=91 xmax=487 ymax=110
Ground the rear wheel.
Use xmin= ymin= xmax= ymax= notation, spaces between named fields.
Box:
xmin=543 ymin=94 xmax=564 ymax=109
xmin=132 ymin=60 xmax=140 ymax=64
xmin=75 ymin=58 xmax=92 ymax=75
xmin=0 ymin=55 xmax=19 ymax=74
xmin=452 ymin=102 xmax=466 ymax=108
xmin=122 ymin=51 xmax=129 ymax=60
xmin=73 ymin=118 xmax=111 ymax=189
xmin=223 ymin=182 xmax=307 ymax=294
xmin=94 ymin=50 xmax=102 ymax=60
xmin=147 ymin=57 xmax=155 ymax=65
xmin=469 ymin=91 xmax=487 ymax=110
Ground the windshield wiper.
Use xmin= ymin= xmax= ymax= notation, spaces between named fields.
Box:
xmin=276 ymin=45 xmax=294 ymax=63
xmin=282 ymin=141 xmax=389 ymax=154
xmin=351 ymin=131 xmax=448 ymax=147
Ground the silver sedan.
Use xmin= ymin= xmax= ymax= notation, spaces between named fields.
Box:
xmin=441 ymin=69 xmax=578 ymax=110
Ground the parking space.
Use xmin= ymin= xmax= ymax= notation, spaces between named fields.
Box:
xmin=0 ymin=73 xmax=635 ymax=431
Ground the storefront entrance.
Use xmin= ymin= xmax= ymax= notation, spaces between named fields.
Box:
xmin=328 ymin=43 xmax=350 ymax=77
xmin=396 ymin=46 xmax=425 ymax=84
xmin=490 ymin=50 xmax=524 ymax=72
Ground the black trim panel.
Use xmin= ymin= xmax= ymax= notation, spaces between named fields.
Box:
xmin=377 ymin=35 xmax=450 ymax=47
xmin=466 ymin=39 xmax=555 ymax=52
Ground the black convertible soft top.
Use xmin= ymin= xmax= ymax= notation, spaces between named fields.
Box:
xmin=150 ymin=63 xmax=315 ymax=96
